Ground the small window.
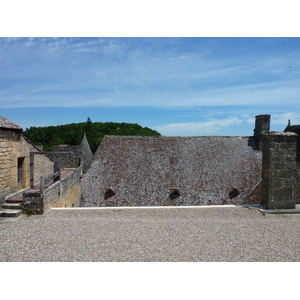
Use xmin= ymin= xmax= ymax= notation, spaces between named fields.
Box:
xmin=169 ymin=189 xmax=181 ymax=200
xmin=104 ymin=189 xmax=115 ymax=200
xmin=228 ymin=188 xmax=240 ymax=199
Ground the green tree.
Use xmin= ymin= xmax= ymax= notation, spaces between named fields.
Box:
xmin=23 ymin=119 xmax=161 ymax=153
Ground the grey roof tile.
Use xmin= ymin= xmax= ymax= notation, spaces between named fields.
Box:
xmin=0 ymin=115 xmax=23 ymax=132
xmin=81 ymin=135 xmax=262 ymax=207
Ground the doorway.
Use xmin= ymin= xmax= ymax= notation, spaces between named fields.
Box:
xmin=17 ymin=157 xmax=25 ymax=189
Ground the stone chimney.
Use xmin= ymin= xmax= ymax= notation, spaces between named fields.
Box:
xmin=254 ymin=114 xmax=271 ymax=150
xmin=261 ymin=131 xmax=298 ymax=209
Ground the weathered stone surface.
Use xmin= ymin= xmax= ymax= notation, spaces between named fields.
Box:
xmin=52 ymin=135 xmax=93 ymax=173
xmin=2 ymin=202 xmax=22 ymax=209
xmin=254 ymin=114 xmax=270 ymax=150
xmin=0 ymin=124 xmax=54 ymax=205
xmin=1 ymin=116 xmax=87 ymax=219
xmin=261 ymin=132 xmax=298 ymax=209
xmin=0 ymin=208 xmax=22 ymax=217
xmin=22 ymin=166 xmax=82 ymax=215
xmin=22 ymin=192 xmax=44 ymax=214
xmin=44 ymin=166 xmax=82 ymax=211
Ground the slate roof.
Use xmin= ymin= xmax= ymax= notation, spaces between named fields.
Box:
xmin=0 ymin=115 xmax=23 ymax=133
xmin=285 ymin=124 xmax=300 ymax=134
xmin=81 ymin=135 xmax=262 ymax=207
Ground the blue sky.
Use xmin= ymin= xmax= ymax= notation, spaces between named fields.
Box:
xmin=1 ymin=37 xmax=300 ymax=136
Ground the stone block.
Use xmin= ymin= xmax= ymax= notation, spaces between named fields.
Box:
xmin=10 ymin=167 xmax=17 ymax=176
xmin=22 ymin=192 xmax=44 ymax=215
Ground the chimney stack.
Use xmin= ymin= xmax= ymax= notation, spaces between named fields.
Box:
xmin=254 ymin=114 xmax=271 ymax=150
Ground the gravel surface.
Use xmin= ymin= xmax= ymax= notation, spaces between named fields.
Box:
xmin=0 ymin=206 xmax=299 ymax=262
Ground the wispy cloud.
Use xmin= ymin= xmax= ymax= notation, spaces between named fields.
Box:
xmin=153 ymin=116 xmax=243 ymax=136
xmin=1 ymin=37 xmax=300 ymax=136
xmin=15 ymin=85 xmax=58 ymax=97
xmin=2 ymin=80 xmax=299 ymax=110
xmin=272 ymin=112 xmax=300 ymax=126
xmin=245 ymin=112 xmax=300 ymax=127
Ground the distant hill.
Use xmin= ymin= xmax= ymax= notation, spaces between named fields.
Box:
xmin=23 ymin=118 xmax=161 ymax=153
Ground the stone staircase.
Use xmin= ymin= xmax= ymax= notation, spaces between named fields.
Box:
xmin=0 ymin=195 xmax=23 ymax=220
xmin=1 ymin=170 xmax=73 ymax=220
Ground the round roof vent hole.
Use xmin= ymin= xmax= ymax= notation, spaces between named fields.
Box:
xmin=104 ymin=189 xmax=115 ymax=200
xmin=228 ymin=188 xmax=240 ymax=199
xmin=169 ymin=189 xmax=181 ymax=200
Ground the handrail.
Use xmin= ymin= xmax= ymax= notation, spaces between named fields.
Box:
xmin=40 ymin=171 xmax=61 ymax=192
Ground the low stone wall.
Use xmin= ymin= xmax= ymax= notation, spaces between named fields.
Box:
xmin=22 ymin=165 xmax=82 ymax=215
xmin=46 ymin=166 xmax=82 ymax=210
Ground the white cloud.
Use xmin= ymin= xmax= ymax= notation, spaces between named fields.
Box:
xmin=15 ymin=85 xmax=58 ymax=97
xmin=1 ymin=79 xmax=299 ymax=110
xmin=153 ymin=116 xmax=242 ymax=136
xmin=272 ymin=112 xmax=300 ymax=126
xmin=1 ymin=37 xmax=300 ymax=110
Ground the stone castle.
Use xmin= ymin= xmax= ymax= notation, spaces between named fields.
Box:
xmin=0 ymin=114 xmax=299 ymax=218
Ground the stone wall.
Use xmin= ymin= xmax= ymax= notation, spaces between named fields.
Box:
xmin=52 ymin=145 xmax=82 ymax=169
xmin=22 ymin=165 xmax=82 ymax=215
xmin=0 ymin=129 xmax=53 ymax=205
xmin=296 ymin=162 xmax=300 ymax=204
xmin=261 ymin=131 xmax=298 ymax=209
xmin=52 ymin=135 xmax=93 ymax=172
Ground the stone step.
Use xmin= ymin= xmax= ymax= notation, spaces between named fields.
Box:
xmin=2 ymin=203 xmax=22 ymax=210
xmin=0 ymin=209 xmax=23 ymax=218
xmin=6 ymin=197 xmax=23 ymax=203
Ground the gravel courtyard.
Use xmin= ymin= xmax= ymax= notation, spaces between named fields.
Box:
xmin=0 ymin=206 xmax=299 ymax=262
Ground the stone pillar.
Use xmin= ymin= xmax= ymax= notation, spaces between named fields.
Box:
xmin=254 ymin=114 xmax=271 ymax=150
xmin=261 ymin=131 xmax=298 ymax=209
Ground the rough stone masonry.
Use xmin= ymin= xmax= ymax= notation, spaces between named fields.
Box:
xmin=261 ymin=131 xmax=298 ymax=209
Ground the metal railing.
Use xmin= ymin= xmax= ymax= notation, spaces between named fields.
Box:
xmin=39 ymin=171 xmax=61 ymax=193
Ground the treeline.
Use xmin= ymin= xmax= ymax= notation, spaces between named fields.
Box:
xmin=23 ymin=118 xmax=161 ymax=153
